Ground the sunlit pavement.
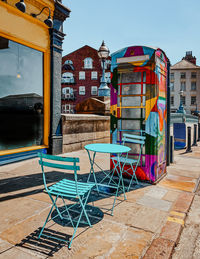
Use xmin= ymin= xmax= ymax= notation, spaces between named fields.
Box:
xmin=1 ymin=144 xmax=200 ymax=259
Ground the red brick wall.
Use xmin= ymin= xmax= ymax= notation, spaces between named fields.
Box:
xmin=61 ymin=45 xmax=110 ymax=113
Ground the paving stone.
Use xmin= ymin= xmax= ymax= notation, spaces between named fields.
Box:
xmin=137 ymin=195 xmax=172 ymax=212
xmin=143 ymin=237 xmax=175 ymax=259
xmin=131 ymin=207 xmax=168 ymax=233
xmin=108 ymin=227 xmax=153 ymax=259
xmin=172 ymin=192 xmax=194 ymax=213
xmin=162 ymin=190 xmax=181 ymax=202
xmin=160 ymin=221 xmax=182 ymax=244
xmin=0 ymin=246 xmax=43 ymax=259
xmin=159 ymin=174 xmax=196 ymax=192
xmin=145 ymin=187 xmax=168 ymax=199
xmin=0 ymin=197 xmax=50 ymax=233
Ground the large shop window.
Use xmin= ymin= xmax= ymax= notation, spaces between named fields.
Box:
xmin=0 ymin=36 xmax=44 ymax=151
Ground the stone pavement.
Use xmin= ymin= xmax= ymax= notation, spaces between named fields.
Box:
xmin=0 ymin=144 xmax=200 ymax=259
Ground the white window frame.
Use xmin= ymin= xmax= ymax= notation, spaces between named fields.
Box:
xmin=79 ymin=86 xmax=85 ymax=95
xmin=79 ymin=71 xmax=85 ymax=80
xmin=61 ymin=72 xmax=74 ymax=83
xmin=91 ymin=86 xmax=98 ymax=95
xmin=91 ymin=71 xmax=98 ymax=80
xmin=84 ymin=57 xmax=93 ymax=69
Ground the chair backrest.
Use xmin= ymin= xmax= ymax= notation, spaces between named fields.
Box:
xmin=122 ymin=133 xmax=146 ymax=159
xmin=122 ymin=133 xmax=146 ymax=146
xmin=38 ymin=153 xmax=80 ymax=193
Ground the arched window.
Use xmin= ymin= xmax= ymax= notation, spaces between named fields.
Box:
xmin=61 ymin=72 xmax=74 ymax=83
xmin=84 ymin=57 xmax=93 ymax=69
xmin=62 ymin=60 xmax=74 ymax=70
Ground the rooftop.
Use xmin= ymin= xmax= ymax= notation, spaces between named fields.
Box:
xmin=171 ymin=59 xmax=200 ymax=70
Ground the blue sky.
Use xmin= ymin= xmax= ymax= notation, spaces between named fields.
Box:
xmin=62 ymin=0 xmax=200 ymax=65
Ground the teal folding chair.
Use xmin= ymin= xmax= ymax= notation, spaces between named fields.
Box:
xmin=111 ymin=133 xmax=146 ymax=192
xmin=38 ymin=153 xmax=95 ymax=249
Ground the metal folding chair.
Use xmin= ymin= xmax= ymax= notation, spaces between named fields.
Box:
xmin=111 ymin=133 xmax=146 ymax=192
xmin=38 ymin=153 xmax=95 ymax=249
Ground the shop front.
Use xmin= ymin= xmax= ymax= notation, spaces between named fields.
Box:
xmin=0 ymin=0 xmax=70 ymax=165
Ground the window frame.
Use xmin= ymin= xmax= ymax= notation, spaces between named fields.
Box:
xmin=91 ymin=71 xmax=98 ymax=80
xmin=79 ymin=71 xmax=85 ymax=80
xmin=191 ymin=81 xmax=196 ymax=91
xmin=91 ymin=86 xmax=98 ymax=95
xmin=191 ymin=96 xmax=196 ymax=105
xmin=84 ymin=57 xmax=93 ymax=69
xmin=79 ymin=86 xmax=85 ymax=95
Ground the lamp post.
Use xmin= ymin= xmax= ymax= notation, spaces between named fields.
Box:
xmin=98 ymin=41 xmax=110 ymax=96
xmin=177 ymin=90 xmax=185 ymax=114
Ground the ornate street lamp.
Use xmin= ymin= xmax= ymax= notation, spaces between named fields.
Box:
xmin=98 ymin=41 xmax=110 ymax=96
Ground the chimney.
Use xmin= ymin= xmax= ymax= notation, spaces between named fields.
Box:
xmin=182 ymin=51 xmax=196 ymax=65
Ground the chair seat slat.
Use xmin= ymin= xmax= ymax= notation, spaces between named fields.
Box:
xmin=55 ymin=180 xmax=94 ymax=191
xmin=111 ymin=157 xmax=138 ymax=164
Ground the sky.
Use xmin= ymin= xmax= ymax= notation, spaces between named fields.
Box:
xmin=62 ymin=0 xmax=200 ymax=66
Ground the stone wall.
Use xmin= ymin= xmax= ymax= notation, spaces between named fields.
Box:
xmin=62 ymin=114 xmax=110 ymax=153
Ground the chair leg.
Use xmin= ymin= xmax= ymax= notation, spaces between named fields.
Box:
xmin=49 ymin=194 xmax=63 ymax=220
xmin=68 ymin=191 xmax=92 ymax=249
xmin=127 ymin=164 xmax=139 ymax=192
xmin=39 ymin=196 xmax=59 ymax=239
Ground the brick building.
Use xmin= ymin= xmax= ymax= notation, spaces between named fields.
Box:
xmin=61 ymin=45 xmax=111 ymax=114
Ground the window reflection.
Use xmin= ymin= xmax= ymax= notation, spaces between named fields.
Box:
xmin=0 ymin=36 xmax=44 ymax=151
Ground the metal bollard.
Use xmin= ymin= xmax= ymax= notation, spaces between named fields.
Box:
xmin=186 ymin=126 xmax=192 ymax=152
xmin=170 ymin=136 xmax=174 ymax=163
xmin=198 ymin=123 xmax=200 ymax=142
xmin=193 ymin=124 xmax=197 ymax=146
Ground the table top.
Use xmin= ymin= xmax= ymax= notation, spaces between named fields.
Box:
xmin=84 ymin=143 xmax=131 ymax=154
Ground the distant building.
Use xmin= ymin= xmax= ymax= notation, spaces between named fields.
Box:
xmin=170 ymin=51 xmax=200 ymax=114
xmin=61 ymin=45 xmax=111 ymax=114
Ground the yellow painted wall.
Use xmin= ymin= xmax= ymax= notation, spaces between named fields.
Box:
xmin=0 ymin=0 xmax=54 ymax=155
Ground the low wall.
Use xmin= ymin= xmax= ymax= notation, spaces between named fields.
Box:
xmin=61 ymin=114 xmax=110 ymax=153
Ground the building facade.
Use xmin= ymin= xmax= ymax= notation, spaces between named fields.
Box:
xmin=170 ymin=52 xmax=200 ymax=114
xmin=0 ymin=0 xmax=70 ymax=165
xmin=61 ymin=45 xmax=111 ymax=114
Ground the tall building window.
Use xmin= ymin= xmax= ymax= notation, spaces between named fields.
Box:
xmin=180 ymin=82 xmax=186 ymax=91
xmin=191 ymin=96 xmax=196 ymax=105
xmin=191 ymin=72 xmax=196 ymax=79
xmin=170 ymin=82 xmax=174 ymax=91
xmin=170 ymin=73 xmax=174 ymax=80
xmin=84 ymin=57 xmax=93 ymax=69
xmin=91 ymin=71 xmax=98 ymax=80
xmin=79 ymin=86 xmax=85 ymax=95
xmin=191 ymin=81 xmax=196 ymax=91
xmin=61 ymin=72 xmax=74 ymax=83
xmin=180 ymin=72 xmax=186 ymax=79
xmin=79 ymin=71 xmax=85 ymax=80
xmin=171 ymin=96 xmax=174 ymax=106
xmin=180 ymin=96 xmax=186 ymax=105
xmin=91 ymin=86 xmax=98 ymax=95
